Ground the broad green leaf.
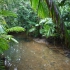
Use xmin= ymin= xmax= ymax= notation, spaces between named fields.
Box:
xmin=29 ymin=27 xmax=36 ymax=32
xmin=30 ymin=0 xmax=39 ymax=11
xmin=30 ymin=0 xmax=49 ymax=18
xmin=0 ymin=25 xmax=5 ymax=34
xmin=11 ymin=38 xmax=18 ymax=43
xmin=0 ymin=10 xmax=17 ymax=17
xmin=0 ymin=38 xmax=9 ymax=51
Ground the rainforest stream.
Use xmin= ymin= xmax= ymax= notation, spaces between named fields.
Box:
xmin=4 ymin=34 xmax=70 ymax=70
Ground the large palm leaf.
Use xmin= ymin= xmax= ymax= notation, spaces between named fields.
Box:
xmin=30 ymin=0 xmax=49 ymax=18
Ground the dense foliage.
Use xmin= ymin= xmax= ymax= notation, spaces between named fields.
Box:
xmin=0 ymin=0 xmax=21 ymax=54
xmin=3 ymin=0 xmax=40 ymax=37
xmin=30 ymin=0 xmax=70 ymax=47
xmin=0 ymin=0 xmax=70 ymax=55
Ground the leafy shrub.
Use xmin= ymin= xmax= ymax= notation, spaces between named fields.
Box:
xmin=4 ymin=0 xmax=40 ymax=37
xmin=0 ymin=10 xmax=18 ymax=54
xmin=39 ymin=18 xmax=56 ymax=38
xmin=17 ymin=5 xmax=39 ymax=30
xmin=0 ymin=0 xmax=20 ymax=55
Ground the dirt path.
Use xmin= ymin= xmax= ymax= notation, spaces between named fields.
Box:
xmin=5 ymin=36 xmax=70 ymax=70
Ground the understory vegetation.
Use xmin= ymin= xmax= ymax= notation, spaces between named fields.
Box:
xmin=0 ymin=0 xmax=70 ymax=54
xmin=30 ymin=0 xmax=70 ymax=47
xmin=0 ymin=0 xmax=70 ymax=70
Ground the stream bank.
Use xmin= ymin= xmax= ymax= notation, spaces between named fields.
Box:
xmin=4 ymin=34 xmax=70 ymax=70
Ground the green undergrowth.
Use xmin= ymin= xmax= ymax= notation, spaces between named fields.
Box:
xmin=7 ymin=26 xmax=25 ymax=33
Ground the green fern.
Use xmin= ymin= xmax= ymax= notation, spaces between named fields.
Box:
xmin=7 ymin=26 xmax=25 ymax=33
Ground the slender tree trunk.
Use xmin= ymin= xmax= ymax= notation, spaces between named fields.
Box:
xmin=45 ymin=0 xmax=64 ymax=33
xmin=45 ymin=0 xmax=70 ymax=47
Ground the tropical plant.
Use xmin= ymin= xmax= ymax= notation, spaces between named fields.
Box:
xmin=0 ymin=0 xmax=18 ymax=54
xmin=2 ymin=0 xmax=40 ymax=37
xmin=30 ymin=0 xmax=70 ymax=47
xmin=12 ymin=0 xmax=40 ymax=37
xmin=0 ymin=25 xmax=18 ymax=54
xmin=39 ymin=18 xmax=56 ymax=38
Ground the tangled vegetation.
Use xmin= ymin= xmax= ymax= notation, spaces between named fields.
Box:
xmin=30 ymin=0 xmax=70 ymax=47
xmin=0 ymin=0 xmax=70 ymax=55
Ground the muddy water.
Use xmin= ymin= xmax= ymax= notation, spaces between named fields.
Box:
xmin=5 ymin=35 xmax=70 ymax=70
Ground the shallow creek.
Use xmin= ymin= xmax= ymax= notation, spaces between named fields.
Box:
xmin=5 ymin=35 xmax=70 ymax=70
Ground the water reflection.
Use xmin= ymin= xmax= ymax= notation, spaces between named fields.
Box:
xmin=14 ymin=67 xmax=17 ymax=70
xmin=4 ymin=36 xmax=70 ymax=70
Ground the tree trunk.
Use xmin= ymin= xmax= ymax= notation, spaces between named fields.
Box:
xmin=45 ymin=0 xmax=70 ymax=47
